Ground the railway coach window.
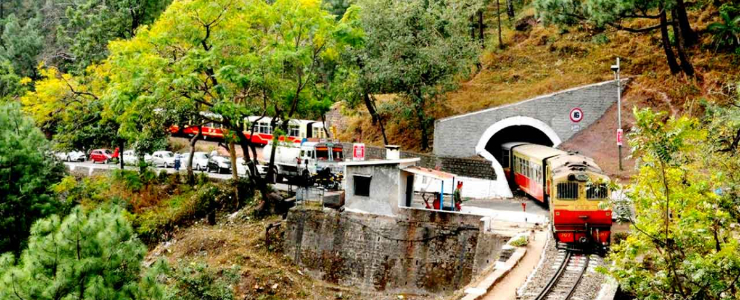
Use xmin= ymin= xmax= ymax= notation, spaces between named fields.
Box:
xmin=586 ymin=183 xmax=608 ymax=199
xmin=557 ymin=182 xmax=579 ymax=200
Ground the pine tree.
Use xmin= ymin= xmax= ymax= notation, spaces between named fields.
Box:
xmin=0 ymin=206 xmax=169 ymax=300
xmin=0 ymin=102 xmax=66 ymax=255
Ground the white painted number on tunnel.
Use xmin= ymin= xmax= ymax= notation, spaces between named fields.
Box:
xmin=570 ymin=108 xmax=584 ymax=123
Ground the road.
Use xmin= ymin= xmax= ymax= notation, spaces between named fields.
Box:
xmin=63 ymin=161 xmax=293 ymax=191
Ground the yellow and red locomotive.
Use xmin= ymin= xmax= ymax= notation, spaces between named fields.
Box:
xmin=501 ymin=143 xmax=612 ymax=250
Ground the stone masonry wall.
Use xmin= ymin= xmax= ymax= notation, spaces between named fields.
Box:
xmin=433 ymin=79 xmax=630 ymax=158
xmin=339 ymin=142 xmax=496 ymax=180
xmin=283 ymin=208 xmax=507 ymax=295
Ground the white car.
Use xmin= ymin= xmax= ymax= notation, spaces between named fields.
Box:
xmin=236 ymin=157 xmax=272 ymax=179
xmin=54 ymin=151 xmax=86 ymax=162
xmin=181 ymin=152 xmax=210 ymax=171
xmin=151 ymin=151 xmax=176 ymax=168
xmin=122 ymin=150 xmax=151 ymax=165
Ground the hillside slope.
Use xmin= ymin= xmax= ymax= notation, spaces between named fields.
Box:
xmin=335 ymin=3 xmax=738 ymax=179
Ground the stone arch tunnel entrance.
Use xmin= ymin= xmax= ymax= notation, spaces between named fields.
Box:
xmin=473 ymin=116 xmax=562 ymax=197
xmin=484 ymin=125 xmax=555 ymax=164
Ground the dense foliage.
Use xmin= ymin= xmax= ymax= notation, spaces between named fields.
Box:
xmin=609 ymin=106 xmax=740 ymax=299
xmin=353 ymin=0 xmax=482 ymax=150
xmin=0 ymin=102 xmax=66 ymax=254
xmin=0 ymin=206 xmax=169 ymax=300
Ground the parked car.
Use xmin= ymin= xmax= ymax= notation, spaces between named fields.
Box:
xmin=207 ymin=155 xmax=232 ymax=173
xmin=236 ymin=158 xmax=272 ymax=179
xmin=151 ymin=151 xmax=176 ymax=168
xmin=54 ymin=150 xmax=86 ymax=162
xmin=181 ymin=152 xmax=210 ymax=171
xmin=122 ymin=150 xmax=152 ymax=165
xmin=89 ymin=149 xmax=115 ymax=164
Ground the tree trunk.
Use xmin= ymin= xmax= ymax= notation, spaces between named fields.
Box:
xmin=674 ymin=0 xmax=697 ymax=47
xmin=496 ymin=0 xmax=504 ymax=49
xmin=671 ymin=9 xmax=695 ymax=76
xmin=478 ymin=10 xmax=485 ymax=47
xmin=363 ymin=92 xmax=389 ymax=145
xmin=506 ymin=0 xmax=515 ymax=19
xmin=265 ymin=119 xmax=281 ymax=184
xmin=119 ymin=139 xmax=124 ymax=170
xmin=415 ymin=94 xmax=430 ymax=151
xmin=186 ymin=126 xmax=202 ymax=185
xmin=228 ymin=140 xmax=240 ymax=207
xmin=470 ymin=15 xmax=476 ymax=40
xmin=659 ymin=6 xmax=681 ymax=74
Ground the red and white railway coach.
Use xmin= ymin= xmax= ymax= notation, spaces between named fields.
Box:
xmin=501 ymin=142 xmax=613 ymax=251
xmin=170 ymin=115 xmax=327 ymax=146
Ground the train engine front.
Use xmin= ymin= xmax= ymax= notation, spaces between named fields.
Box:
xmin=548 ymin=153 xmax=612 ymax=251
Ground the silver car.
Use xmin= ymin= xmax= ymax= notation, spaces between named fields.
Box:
xmin=151 ymin=151 xmax=176 ymax=168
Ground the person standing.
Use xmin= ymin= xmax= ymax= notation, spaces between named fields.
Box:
xmin=174 ymin=153 xmax=181 ymax=171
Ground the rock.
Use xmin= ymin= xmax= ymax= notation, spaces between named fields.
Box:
xmin=515 ymin=15 xmax=537 ymax=32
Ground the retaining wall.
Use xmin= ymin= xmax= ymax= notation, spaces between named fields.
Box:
xmin=283 ymin=208 xmax=507 ymax=295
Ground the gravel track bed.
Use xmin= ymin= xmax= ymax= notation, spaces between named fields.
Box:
xmin=516 ymin=234 xmax=607 ymax=300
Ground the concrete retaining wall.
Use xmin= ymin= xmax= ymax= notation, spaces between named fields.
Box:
xmin=283 ymin=208 xmax=507 ymax=295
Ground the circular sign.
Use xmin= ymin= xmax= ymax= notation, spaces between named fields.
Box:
xmin=570 ymin=108 xmax=584 ymax=123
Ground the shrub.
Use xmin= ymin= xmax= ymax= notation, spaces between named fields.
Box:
xmin=509 ymin=236 xmax=528 ymax=247
xmin=168 ymin=261 xmax=239 ymax=300
xmin=134 ymin=184 xmax=227 ymax=244
xmin=708 ymin=7 xmax=740 ymax=52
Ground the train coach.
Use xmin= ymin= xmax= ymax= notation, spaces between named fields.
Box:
xmin=501 ymin=142 xmax=612 ymax=251
xmin=170 ymin=114 xmax=328 ymax=146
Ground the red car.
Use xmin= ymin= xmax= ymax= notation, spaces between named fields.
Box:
xmin=89 ymin=148 xmax=118 ymax=164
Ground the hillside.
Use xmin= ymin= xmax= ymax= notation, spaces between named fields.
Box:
xmin=335 ymin=2 xmax=738 ymax=179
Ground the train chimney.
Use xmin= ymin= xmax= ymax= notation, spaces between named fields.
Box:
xmin=385 ymin=145 xmax=400 ymax=160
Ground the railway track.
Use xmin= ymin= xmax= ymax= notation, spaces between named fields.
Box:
xmin=533 ymin=250 xmax=590 ymax=300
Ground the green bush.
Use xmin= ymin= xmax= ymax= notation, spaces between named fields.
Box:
xmin=509 ymin=236 xmax=528 ymax=247
xmin=168 ymin=261 xmax=239 ymax=300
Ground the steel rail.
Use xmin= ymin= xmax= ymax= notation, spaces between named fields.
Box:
xmin=534 ymin=251 xmax=572 ymax=300
xmin=564 ymin=254 xmax=590 ymax=300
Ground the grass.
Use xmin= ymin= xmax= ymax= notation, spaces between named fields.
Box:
xmin=337 ymin=2 xmax=740 ymax=153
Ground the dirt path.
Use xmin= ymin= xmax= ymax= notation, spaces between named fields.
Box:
xmin=481 ymin=230 xmax=548 ymax=300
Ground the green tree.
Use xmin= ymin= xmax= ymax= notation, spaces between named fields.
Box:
xmin=0 ymin=206 xmax=169 ymax=300
xmin=0 ymin=102 xmax=67 ymax=255
xmin=106 ymin=0 xmax=356 ymax=208
xmin=21 ymin=64 xmax=127 ymax=158
xmin=608 ymin=108 xmax=740 ymax=299
xmin=354 ymin=0 xmax=481 ymax=150
xmin=0 ymin=60 xmax=24 ymax=99
xmin=534 ymin=0 xmax=697 ymax=75
xmin=0 ymin=14 xmax=43 ymax=78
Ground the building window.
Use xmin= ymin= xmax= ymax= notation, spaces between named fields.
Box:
xmin=557 ymin=182 xmax=579 ymax=200
xmin=354 ymin=175 xmax=372 ymax=197
xmin=586 ymin=183 xmax=608 ymax=199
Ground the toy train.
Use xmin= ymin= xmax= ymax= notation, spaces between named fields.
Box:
xmin=501 ymin=143 xmax=612 ymax=251
xmin=170 ymin=114 xmax=328 ymax=146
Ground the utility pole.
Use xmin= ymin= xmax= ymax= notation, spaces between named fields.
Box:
xmin=611 ymin=58 xmax=623 ymax=171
